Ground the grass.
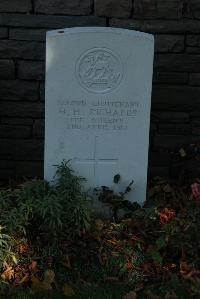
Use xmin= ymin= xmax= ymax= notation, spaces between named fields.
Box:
xmin=1 ymin=283 xmax=127 ymax=299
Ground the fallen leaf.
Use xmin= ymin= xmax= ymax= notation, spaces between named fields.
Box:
xmin=32 ymin=276 xmax=43 ymax=291
xmin=191 ymin=183 xmax=200 ymax=203
xmin=1 ymin=266 xmax=14 ymax=281
xmin=18 ymin=242 xmax=29 ymax=254
xmin=62 ymin=283 xmax=75 ymax=297
xmin=62 ymin=254 xmax=71 ymax=268
xmin=18 ymin=274 xmax=29 ymax=285
xmin=123 ymin=290 xmax=137 ymax=299
xmin=159 ymin=208 xmax=175 ymax=224
xmin=29 ymin=260 xmax=37 ymax=272
xmin=43 ymin=269 xmax=55 ymax=284
xmin=42 ymin=269 xmax=55 ymax=290
xmin=32 ymin=269 xmax=55 ymax=291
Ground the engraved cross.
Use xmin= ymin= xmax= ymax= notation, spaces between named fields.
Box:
xmin=74 ymin=136 xmax=118 ymax=185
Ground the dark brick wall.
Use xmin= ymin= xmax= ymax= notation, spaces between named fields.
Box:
xmin=0 ymin=0 xmax=200 ymax=181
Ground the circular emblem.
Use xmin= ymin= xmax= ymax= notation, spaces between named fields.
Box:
xmin=76 ymin=48 xmax=123 ymax=94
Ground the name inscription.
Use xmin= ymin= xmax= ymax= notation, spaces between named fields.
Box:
xmin=58 ymin=99 xmax=140 ymax=131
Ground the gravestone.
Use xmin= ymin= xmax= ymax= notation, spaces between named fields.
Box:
xmin=44 ymin=27 xmax=154 ymax=204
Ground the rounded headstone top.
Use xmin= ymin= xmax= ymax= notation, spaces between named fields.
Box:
xmin=46 ymin=26 xmax=154 ymax=42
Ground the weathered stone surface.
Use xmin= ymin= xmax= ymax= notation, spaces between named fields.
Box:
xmin=0 ymin=13 xmax=106 ymax=28
xmin=190 ymin=112 xmax=200 ymax=128
xmin=0 ymin=27 xmax=8 ymax=38
xmin=152 ymin=111 xmax=190 ymax=123
xmin=0 ymin=0 xmax=31 ymax=13
xmin=1 ymin=118 xmax=33 ymax=125
xmin=149 ymin=126 xmax=156 ymax=152
xmin=149 ymin=152 xmax=172 ymax=167
xmin=154 ymin=134 xmax=191 ymax=150
xmin=18 ymin=61 xmax=45 ymax=80
xmin=39 ymin=82 xmax=45 ymax=101
xmin=110 ymin=18 xmax=200 ymax=33
xmin=169 ymin=160 xmax=189 ymax=178
xmin=0 ymin=139 xmax=44 ymax=160
xmin=192 ymin=122 xmax=200 ymax=129
xmin=155 ymin=35 xmax=184 ymax=52
xmin=187 ymin=159 xmax=200 ymax=178
xmin=35 ymin=0 xmax=92 ymax=15
xmin=0 ymin=125 xmax=31 ymax=138
xmin=191 ymin=135 xmax=200 ymax=144
xmin=153 ymin=72 xmax=188 ymax=84
xmin=154 ymin=54 xmax=200 ymax=72
xmin=9 ymin=28 xmax=47 ymax=41
xmin=148 ymin=165 xmax=170 ymax=178
xmin=192 ymin=123 xmax=200 ymax=130
xmin=134 ymin=0 xmax=157 ymax=19
xmin=0 ymin=40 xmax=45 ymax=60
xmin=184 ymin=0 xmax=200 ymax=19
xmin=0 ymin=80 xmax=39 ymax=101
xmin=148 ymin=152 xmax=171 ymax=177
xmin=0 ymin=101 xmax=44 ymax=118
xmin=152 ymin=85 xmax=200 ymax=111
xmin=191 ymin=111 xmax=200 ymax=118
xmin=0 ymin=160 xmax=14 ymax=169
xmin=186 ymin=47 xmax=200 ymax=54
xmin=149 ymin=123 xmax=157 ymax=134
xmin=192 ymin=111 xmax=200 ymax=120
xmin=186 ymin=35 xmax=200 ymax=47
xmin=95 ymin=0 xmax=132 ymax=18
xmin=15 ymin=161 xmax=43 ymax=177
xmin=0 ymin=168 xmax=15 ymax=180
xmin=33 ymin=119 xmax=44 ymax=138
xmin=156 ymin=1 xmax=183 ymax=19
xmin=0 ymin=59 xmax=15 ymax=79
xmin=158 ymin=124 xmax=191 ymax=135
xmin=134 ymin=0 xmax=183 ymax=19
xmin=190 ymin=73 xmax=200 ymax=86
xmin=192 ymin=126 xmax=200 ymax=135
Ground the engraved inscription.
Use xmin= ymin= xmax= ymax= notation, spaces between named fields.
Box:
xmin=76 ymin=48 xmax=123 ymax=94
xmin=58 ymin=99 xmax=140 ymax=132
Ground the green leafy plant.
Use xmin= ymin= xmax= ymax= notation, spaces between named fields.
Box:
xmin=0 ymin=226 xmax=17 ymax=269
xmin=0 ymin=161 xmax=92 ymax=294
xmin=0 ymin=161 xmax=92 ymax=242
xmin=54 ymin=161 xmax=92 ymax=236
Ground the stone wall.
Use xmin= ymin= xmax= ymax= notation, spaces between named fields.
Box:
xmin=0 ymin=0 xmax=200 ymax=181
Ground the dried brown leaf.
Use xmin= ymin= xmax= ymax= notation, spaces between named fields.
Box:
xmin=123 ymin=290 xmax=137 ymax=299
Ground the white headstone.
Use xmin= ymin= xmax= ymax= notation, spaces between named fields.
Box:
xmin=44 ymin=27 xmax=154 ymax=204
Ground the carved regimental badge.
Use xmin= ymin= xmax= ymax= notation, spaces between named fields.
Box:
xmin=76 ymin=48 xmax=123 ymax=94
